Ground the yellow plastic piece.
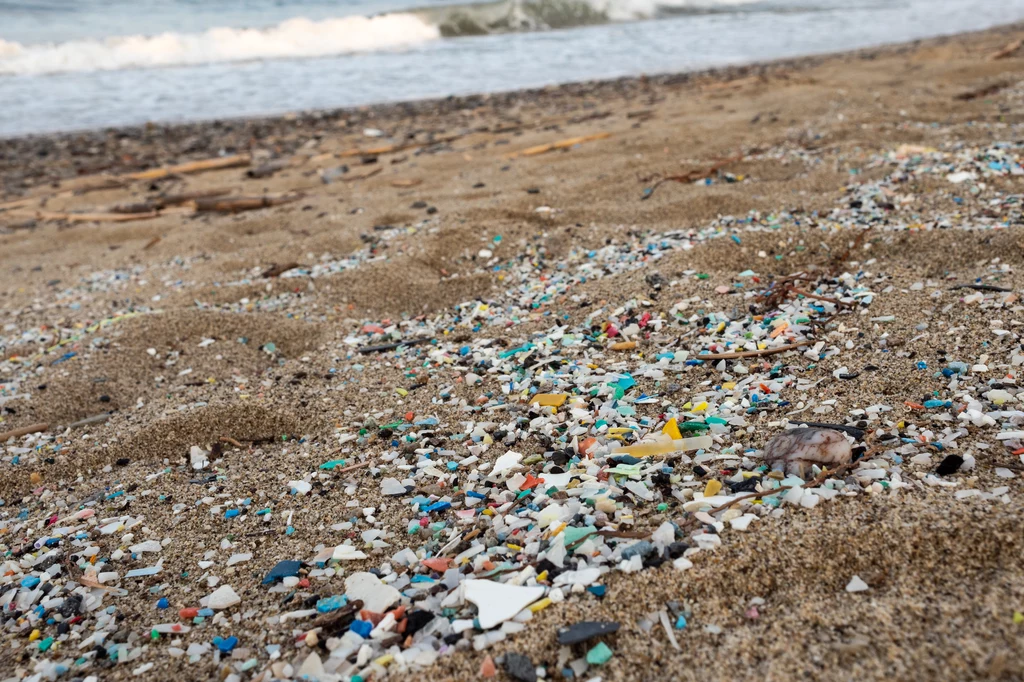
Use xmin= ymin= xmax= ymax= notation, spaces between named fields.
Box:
xmin=693 ymin=401 xmax=708 ymax=412
xmin=703 ymin=480 xmax=723 ymax=497
xmin=607 ymin=427 xmax=632 ymax=441
xmin=662 ymin=418 xmax=682 ymax=440
xmin=374 ymin=654 xmax=394 ymax=667
xmin=529 ymin=598 xmax=552 ymax=613
xmin=530 ymin=394 xmax=568 ymax=407
xmin=722 ymin=382 xmax=736 ymax=390
xmin=615 ymin=433 xmax=714 ymax=458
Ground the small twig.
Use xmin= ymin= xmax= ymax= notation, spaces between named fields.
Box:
xmin=641 ymin=153 xmax=743 ymax=200
xmin=702 ymin=461 xmax=858 ymax=518
xmin=0 ymin=423 xmax=49 ymax=441
xmin=334 ymin=460 xmax=373 ymax=474
xmin=989 ymin=37 xmax=1023 ymax=60
xmin=789 ymin=288 xmax=855 ymax=308
xmin=357 ymin=337 xmax=433 ymax=354
xmin=219 ymin=436 xmax=244 ymax=448
xmin=67 ymin=413 xmax=111 ymax=430
xmin=830 ymin=227 xmax=872 ymax=275
xmin=695 ymin=340 xmax=813 ymax=361
xmin=262 ymin=262 xmax=302 ymax=278
xmin=950 ymin=284 xmax=1012 ymax=293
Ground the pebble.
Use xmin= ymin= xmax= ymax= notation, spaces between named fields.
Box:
xmin=503 ymin=653 xmax=537 ymax=682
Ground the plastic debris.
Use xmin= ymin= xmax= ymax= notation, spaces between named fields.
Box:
xmin=206 ymin=585 xmax=241 ymax=610
xmin=556 ymin=621 xmax=621 ymax=645
xmin=464 ymin=580 xmax=545 ymax=629
xmin=587 ymin=641 xmax=614 ymax=665
xmin=846 ymin=576 xmax=870 ymax=593
xmin=344 ymin=572 xmax=400 ymax=613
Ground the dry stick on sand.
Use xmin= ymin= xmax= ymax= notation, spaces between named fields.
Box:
xmin=700 ymin=461 xmax=859 ymax=518
xmin=511 ymin=132 xmax=612 ymax=158
xmin=2 ymin=156 xmax=246 ymax=215
xmin=0 ymin=423 xmax=49 ymax=441
xmin=954 ymin=81 xmax=1009 ymax=101
xmin=193 ymin=194 xmax=303 ymax=213
xmin=694 ymin=340 xmax=813 ymax=361
xmin=641 ymin=153 xmax=744 ymax=200
xmin=111 ymin=188 xmax=232 ymax=214
xmin=261 ymin=262 xmax=302 ymax=278
xmin=334 ymin=460 xmax=373 ymax=474
xmin=335 ymin=133 xmax=465 ymax=159
xmin=988 ymin=37 xmax=1023 ymax=60
xmin=10 ymin=209 xmax=159 ymax=223
xmin=125 ymin=154 xmax=251 ymax=181
xmin=219 ymin=436 xmax=244 ymax=448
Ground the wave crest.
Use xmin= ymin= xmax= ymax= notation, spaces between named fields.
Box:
xmin=0 ymin=0 xmax=761 ymax=76
xmin=0 ymin=14 xmax=441 ymax=76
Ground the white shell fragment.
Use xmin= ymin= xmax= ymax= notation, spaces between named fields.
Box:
xmin=206 ymin=584 xmax=241 ymax=610
xmin=464 ymin=580 xmax=545 ymax=629
xmin=763 ymin=428 xmax=852 ymax=478
xmin=344 ymin=572 xmax=400 ymax=613
xmin=846 ymin=576 xmax=870 ymax=593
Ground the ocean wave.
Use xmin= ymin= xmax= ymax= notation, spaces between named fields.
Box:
xmin=0 ymin=0 xmax=760 ymax=76
xmin=0 ymin=14 xmax=441 ymax=76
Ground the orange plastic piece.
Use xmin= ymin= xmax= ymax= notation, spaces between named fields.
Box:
xmin=480 ymin=655 xmax=497 ymax=678
xmin=360 ymin=610 xmax=384 ymax=626
xmin=520 ymin=474 xmax=543 ymax=490
xmin=420 ymin=557 xmax=450 ymax=573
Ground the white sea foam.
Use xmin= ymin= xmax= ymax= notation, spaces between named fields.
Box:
xmin=0 ymin=14 xmax=441 ymax=76
xmin=605 ymin=0 xmax=757 ymax=21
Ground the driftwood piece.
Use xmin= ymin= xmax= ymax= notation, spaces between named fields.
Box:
xmin=335 ymin=133 xmax=463 ymax=159
xmin=111 ymin=188 xmax=232 ymax=213
xmin=989 ymin=38 xmax=1023 ymax=60
xmin=695 ymin=340 xmax=813 ymax=361
xmin=11 ymin=209 xmax=158 ymax=223
xmin=954 ymin=82 xmax=1009 ymax=101
xmin=0 ymin=423 xmax=49 ymax=441
xmin=247 ymin=159 xmax=291 ymax=179
xmin=513 ymin=132 xmax=612 ymax=158
xmin=193 ymin=193 xmax=303 ymax=213
xmin=126 ymin=154 xmax=251 ymax=181
xmin=641 ymin=153 xmax=744 ymax=200
xmin=262 ymin=262 xmax=302 ymax=278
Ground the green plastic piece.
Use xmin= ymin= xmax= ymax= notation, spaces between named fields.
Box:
xmin=587 ymin=642 xmax=613 ymax=665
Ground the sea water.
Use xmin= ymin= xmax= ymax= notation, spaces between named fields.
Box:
xmin=1 ymin=0 xmax=1023 ymax=136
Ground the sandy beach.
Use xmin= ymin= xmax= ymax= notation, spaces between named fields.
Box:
xmin=2 ymin=23 xmax=1024 ymax=682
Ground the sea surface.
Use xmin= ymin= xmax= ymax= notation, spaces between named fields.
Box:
xmin=2 ymin=0 xmax=1024 ymax=137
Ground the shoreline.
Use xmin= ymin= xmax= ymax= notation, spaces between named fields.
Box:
xmin=1 ymin=20 xmax=1020 ymax=190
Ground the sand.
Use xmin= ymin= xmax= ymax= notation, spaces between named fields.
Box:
xmin=1 ymin=23 xmax=1023 ymax=682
